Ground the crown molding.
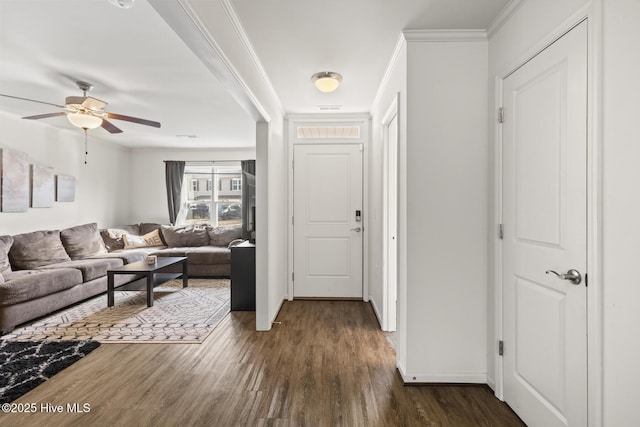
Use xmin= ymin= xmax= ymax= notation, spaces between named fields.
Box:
xmin=372 ymin=33 xmax=406 ymax=111
xmin=402 ymin=29 xmax=487 ymax=42
xmin=486 ymin=0 xmax=527 ymax=38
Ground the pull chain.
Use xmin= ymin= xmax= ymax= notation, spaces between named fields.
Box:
xmin=84 ymin=128 xmax=88 ymax=164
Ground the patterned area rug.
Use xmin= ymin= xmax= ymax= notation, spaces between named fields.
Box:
xmin=0 ymin=340 xmax=100 ymax=403
xmin=3 ymin=279 xmax=230 ymax=344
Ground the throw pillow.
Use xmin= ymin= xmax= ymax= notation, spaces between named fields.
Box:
xmin=123 ymin=229 xmax=164 ymax=249
xmin=0 ymin=271 xmax=4 ymax=284
xmin=161 ymin=225 xmax=209 ymax=247
xmin=0 ymin=235 xmax=13 ymax=274
xmin=208 ymin=224 xmax=242 ymax=247
xmin=60 ymin=223 xmax=107 ymax=260
xmin=100 ymin=225 xmax=139 ymax=252
xmin=9 ymin=230 xmax=71 ymax=270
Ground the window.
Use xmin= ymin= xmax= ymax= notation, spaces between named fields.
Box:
xmin=176 ymin=162 xmax=243 ymax=228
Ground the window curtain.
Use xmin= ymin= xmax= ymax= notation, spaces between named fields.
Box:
xmin=241 ymin=160 xmax=256 ymax=241
xmin=165 ymin=161 xmax=185 ymax=225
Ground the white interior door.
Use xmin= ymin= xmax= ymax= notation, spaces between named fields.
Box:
xmin=293 ymin=144 xmax=363 ymax=298
xmin=502 ymin=21 xmax=587 ymax=427
xmin=383 ymin=111 xmax=398 ymax=331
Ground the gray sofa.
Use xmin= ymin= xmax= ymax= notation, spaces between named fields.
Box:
xmin=0 ymin=222 xmax=242 ymax=334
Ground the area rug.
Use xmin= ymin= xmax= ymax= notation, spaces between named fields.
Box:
xmin=2 ymin=279 xmax=230 ymax=344
xmin=0 ymin=340 xmax=100 ymax=403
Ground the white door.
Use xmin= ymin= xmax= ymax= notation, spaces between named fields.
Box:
xmin=502 ymin=21 xmax=587 ymax=427
xmin=293 ymin=144 xmax=363 ymax=298
xmin=383 ymin=110 xmax=398 ymax=331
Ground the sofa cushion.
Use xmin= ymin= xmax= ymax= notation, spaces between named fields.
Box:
xmin=0 ymin=272 xmax=3 ymax=284
xmin=90 ymin=250 xmax=155 ymax=264
xmin=60 ymin=223 xmax=107 ymax=260
xmin=208 ymin=225 xmax=242 ymax=247
xmin=9 ymin=230 xmax=71 ymax=270
xmin=139 ymin=222 xmax=164 ymax=236
xmin=0 ymin=268 xmax=83 ymax=306
xmin=161 ymin=225 xmax=210 ymax=247
xmin=0 ymin=235 xmax=13 ymax=274
xmin=37 ymin=258 xmax=123 ymax=282
xmin=123 ymin=229 xmax=164 ymax=249
xmin=185 ymin=246 xmax=231 ymax=265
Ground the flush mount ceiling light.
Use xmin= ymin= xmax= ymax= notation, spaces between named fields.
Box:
xmin=107 ymin=0 xmax=135 ymax=9
xmin=311 ymin=71 xmax=343 ymax=93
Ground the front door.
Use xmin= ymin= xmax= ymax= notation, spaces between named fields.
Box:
xmin=293 ymin=143 xmax=363 ymax=298
xmin=502 ymin=21 xmax=588 ymax=426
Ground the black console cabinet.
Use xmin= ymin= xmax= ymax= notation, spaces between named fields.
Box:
xmin=230 ymin=241 xmax=256 ymax=311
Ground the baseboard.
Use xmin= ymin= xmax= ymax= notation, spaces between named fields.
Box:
xmin=369 ymin=295 xmax=383 ymax=328
xmin=487 ymin=375 xmax=496 ymax=392
xmin=397 ymin=364 xmax=487 ymax=384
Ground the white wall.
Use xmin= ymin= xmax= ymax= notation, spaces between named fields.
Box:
xmin=0 ymin=112 xmax=131 ymax=235
xmin=128 ymin=147 xmax=255 ymax=224
xmin=601 ymin=0 xmax=640 ymax=424
xmin=400 ymin=37 xmax=489 ymax=382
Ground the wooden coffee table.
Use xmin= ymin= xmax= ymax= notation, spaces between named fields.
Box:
xmin=107 ymin=256 xmax=188 ymax=307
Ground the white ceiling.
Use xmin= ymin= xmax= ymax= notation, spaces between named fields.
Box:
xmin=0 ymin=0 xmax=510 ymax=149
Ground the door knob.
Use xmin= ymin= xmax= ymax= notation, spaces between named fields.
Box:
xmin=350 ymin=227 xmax=362 ymax=232
xmin=545 ymin=269 xmax=582 ymax=285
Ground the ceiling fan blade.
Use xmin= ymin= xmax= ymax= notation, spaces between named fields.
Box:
xmin=82 ymin=96 xmax=107 ymax=111
xmin=101 ymin=118 xmax=123 ymax=134
xmin=23 ymin=112 xmax=67 ymax=120
xmin=1 ymin=94 xmax=65 ymax=108
xmin=107 ymin=112 xmax=161 ymax=128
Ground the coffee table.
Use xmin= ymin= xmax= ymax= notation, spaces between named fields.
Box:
xmin=107 ymin=256 xmax=188 ymax=307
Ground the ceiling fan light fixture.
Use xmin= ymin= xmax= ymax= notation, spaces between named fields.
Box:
xmin=312 ymin=71 xmax=342 ymax=93
xmin=67 ymin=112 xmax=103 ymax=130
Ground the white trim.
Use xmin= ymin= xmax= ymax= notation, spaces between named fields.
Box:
xmin=486 ymin=0 xmax=528 ymax=38
xmin=369 ymin=294 xmax=382 ymax=326
xmin=219 ymin=0 xmax=286 ymax=117
xmin=149 ymin=0 xmax=270 ymax=122
xmin=586 ymin=1 xmax=604 ymax=425
xmin=402 ymin=29 xmax=487 ymax=42
xmin=397 ymin=364 xmax=487 ymax=384
xmin=493 ymin=4 xmax=604 ymax=426
xmin=381 ymin=94 xmax=399 ymax=332
xmin=493 ymin=75 xmax=504 ymax=400
xmin=372 ymin=33 xmax=406 ymax=111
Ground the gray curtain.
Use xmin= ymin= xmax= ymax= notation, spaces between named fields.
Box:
xmin=165 ymin=161 xmax=185 ymax=225
xmin=241 ymin=160 xmax=256 ymax=241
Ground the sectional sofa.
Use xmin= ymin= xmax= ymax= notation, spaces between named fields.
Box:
xmin=0 ymin=222 xmax=242 ymax=334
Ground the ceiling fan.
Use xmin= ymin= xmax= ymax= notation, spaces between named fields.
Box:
xmin=0 ymin=81 xmax=161 ymax=133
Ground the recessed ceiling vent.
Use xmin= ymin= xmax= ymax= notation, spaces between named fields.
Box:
xmin=296 ymin=126 xmax=360 ymax=139
xmin=317 ymin=105 xmax=342 ymax=111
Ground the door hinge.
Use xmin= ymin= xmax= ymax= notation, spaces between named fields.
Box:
xmin=498 ymin=107 xmax=504 ymax=124
xmin=291 ymin=216 xmax=294 ymax=226
xmin=498 ymin=224 xmax=504 ymax=240
xmin=498 ymin=340 xmax=504 ymax=356
xmin=292 ymin=159 xmax=294 ymax=169
xmin=291 ymin=272 xmax=294 ymax=281
xmin=585 ymin=273 xmax=588 ymax=287
xmin=359 ymin=143 xmax=364 ymax=151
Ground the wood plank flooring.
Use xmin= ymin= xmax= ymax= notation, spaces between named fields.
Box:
xmin=0 ymin=301 xmax=525 ymax=426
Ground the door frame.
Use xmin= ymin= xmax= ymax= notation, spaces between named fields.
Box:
xmin=381 ymin=95 xmax=399 ymax=331
xmin=493 ymin=5 xmax=603 ymax=426
xmin=286 ymin=114 xmax=371 ymax=301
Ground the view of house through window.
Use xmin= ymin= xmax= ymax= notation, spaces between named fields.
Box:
xmin=175 ymin=162 xmax=242 ymax=227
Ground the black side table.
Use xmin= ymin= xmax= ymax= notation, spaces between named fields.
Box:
xmin=231 ymin=241 xmax=256 ymax=311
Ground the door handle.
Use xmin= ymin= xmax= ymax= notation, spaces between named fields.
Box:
xmin=350 ymin=227 xmax=362 ymax=232
xmin=545 ymin=269 xmax=582 ymax=285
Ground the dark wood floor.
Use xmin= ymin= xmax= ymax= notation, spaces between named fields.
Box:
xmin=1 ymin=300 xmax=525 ymax=426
